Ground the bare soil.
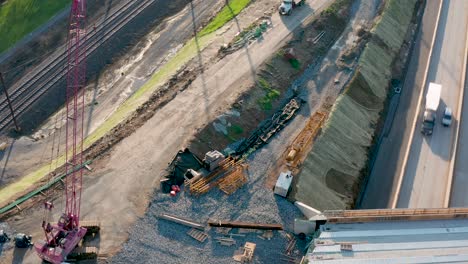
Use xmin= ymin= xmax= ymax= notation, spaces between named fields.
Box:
xmin=188 ymin=0 xmax=353 ymax=158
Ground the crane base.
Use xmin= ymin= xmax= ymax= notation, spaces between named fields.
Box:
xmin=34 ymin=227 xmax=87 ymax=264
xmin=81 ymin=220 xmax=100 ymax=236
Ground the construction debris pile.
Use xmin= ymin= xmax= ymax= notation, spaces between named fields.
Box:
xmin=234 ymin=98 xmax=302 ymax=155
xmin=160 ymin=149 xmax=204 ymax=193
xmin=152 ymin=213 xmax=304 ymax=263
xmin=187 ymin=156 xmax=248 ymax=196
xmin=294 ymin=0 xmax=419 ymax=210
xmin=160 ymin=148 xmax=249 ymax=197
xmin=219 ymin=18 xmax=273 ymax=56
xmin=113 ymin=145 xmax=305 ymax=264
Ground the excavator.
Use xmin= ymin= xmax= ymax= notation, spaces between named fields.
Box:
xmin=33 ymin=0 xmax=99 ymax=263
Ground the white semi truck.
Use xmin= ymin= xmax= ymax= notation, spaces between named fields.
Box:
xmin=421 ymin=82 xmax=441 ymax=135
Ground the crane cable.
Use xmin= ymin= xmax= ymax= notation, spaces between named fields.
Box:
xmin=41 ymin=107 xmax=66 ymax=229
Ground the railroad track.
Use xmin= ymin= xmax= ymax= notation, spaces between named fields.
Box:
xmin=0 ymin=0 xmax=160 ymax=132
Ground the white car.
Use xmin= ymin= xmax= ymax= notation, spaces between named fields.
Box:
xmin=442 ymin=107 xmax=452 ymax=126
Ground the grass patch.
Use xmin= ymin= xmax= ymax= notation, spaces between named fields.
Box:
xmin=256 ymin=78 xmax=280 ymax=111
xmin=230 ymin=124 xmax=244 ymax=135
xmin=321 ymin=0 xmax=350 ymax=17
xmin=257 ymin=97 xmax=273 ymax=110
xmin=199 ymin=0 xmax=252 ymax=36
xmin=0 ymin=156 xmax=65 ymax=205
xmin=227 ymin=124 xmax=244 ymax=141
xmin=257 ymin=89 xmax=280 ymax=111
xmin=258 ymin=77 xmax=272 ymax=90
xmin=0 ymin=0 xmax=69 ymax=53
xmin=289 ymin=58 xmax=301 ymax=69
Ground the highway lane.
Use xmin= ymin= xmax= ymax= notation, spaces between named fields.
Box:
xmin=360 ymin=0 xmax=439 ymax=209
xmin=450 ymin=12 xmax=468 ymax=206
xmin=397 ymin=0 xmax=468 ymax=208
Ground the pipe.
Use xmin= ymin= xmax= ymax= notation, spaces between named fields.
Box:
xmin=208 ymin=220 xmax=283 ymax=230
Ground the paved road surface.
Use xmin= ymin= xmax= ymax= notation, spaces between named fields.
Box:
xmin=360 ymin=0 xmax=439 ymax=209
xmin=397 ymin=0 xmax=468 ymax=208
xmin=450 ymin=2 xmax=468 ymax=207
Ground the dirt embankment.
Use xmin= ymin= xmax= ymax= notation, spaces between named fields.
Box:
xmin=187 ymin=0 xmax=354 ymax=158
xmin=294 ymin=0 xmax=422 ymax=210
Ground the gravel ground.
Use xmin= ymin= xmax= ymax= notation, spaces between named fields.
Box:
xmin=112 ymin=149 xmax=305 ymax=264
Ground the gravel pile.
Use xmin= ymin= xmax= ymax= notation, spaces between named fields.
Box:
xmin=112 ymin=147 xmax=305 ymax=264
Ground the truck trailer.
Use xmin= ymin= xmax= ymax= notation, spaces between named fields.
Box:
xmin=421 ymin=82 xmax=441 ymax=135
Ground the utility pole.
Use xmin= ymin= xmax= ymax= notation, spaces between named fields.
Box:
xmin=0 ymin=72 xmax=20 ymax=132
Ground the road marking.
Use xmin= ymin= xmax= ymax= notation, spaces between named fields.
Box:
xmin=444 ymin=16 xmax=468 ymax=207
xmin=390 ymin=0 xmax=444 ymax=209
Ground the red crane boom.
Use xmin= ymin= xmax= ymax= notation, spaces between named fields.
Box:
xmin=34 ymin=0 xmax=89 ymax=263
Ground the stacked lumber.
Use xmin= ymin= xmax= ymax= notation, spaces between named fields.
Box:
xmin=189 ymin=157 xmax=245 ymax=196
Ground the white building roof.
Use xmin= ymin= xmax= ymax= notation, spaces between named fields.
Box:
xmin=308 ymin=219 xmax=468 ymax=263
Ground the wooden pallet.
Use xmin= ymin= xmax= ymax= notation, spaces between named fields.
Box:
xmin=285 ymin=237 xmax=297 ymax=255
xmin=233 ymin=242 xmax=256 ymax=263
xmin=187 ymin=228 xmax=208 ymax=243
xmin=215 ymin=236 xmax=237 ymax=246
